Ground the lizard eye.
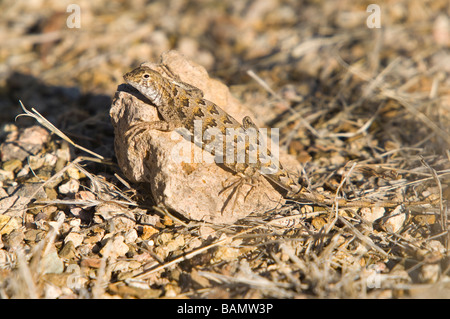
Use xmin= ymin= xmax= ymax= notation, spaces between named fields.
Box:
xmin=143 ymin=73 xmax=150 ymax=79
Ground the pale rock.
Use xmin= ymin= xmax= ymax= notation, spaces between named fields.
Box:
xmin=16 ymin=166 xmax=30 ymax=178
xmin=0 ymin=126 xmax=50 ymax=162
xmin=419 ymin=264 xmax=440 ymax=283
xmin=43 ymin=153 xmax=58 ymax=167
xmin=382 ymin=205 xmax=406 ymax=233
xmin=124 ymin=229 xmax=138 ymax=244
xmin=64 ymin=231 xmax=84 ymax=247
xmin=164 ymin=283 xmax=179 ymax=297
xmin=212 ymin=246 xmax=241 ymax=263
xmin=0 ymin=215 xmax=19 ymax=235
xmin=360 ymin=206 xmax=385 ymax=224
xmin=28 ymin=154 xmax=46 ymax=170
xmin=44 ymin=283 xmax=62 ymax=299
xmin=42 ymin=246 xmax=64 ymax=274
xmin=69 ymin=218 xmax=81 ymax=229
xmin=428 ymin=240 xmax=445 ymax=254
xmin=76 ymin=190 xmax=96 ymax=201
xmin=56 ymin=144 xmax=71 ymax=162
xmin=0 ymin=196 xmax=19 ymax=215
xmin=110 ymin=51 xmax=296 ymax=224
xmin=433 ymin=14 xmax=450 ymax=46
xmin=69 ymin=207 xmax=83 ymax=218
xmin=66 ymin=166 xmax=81 ymax=179
xmin=58 ymin=178 xmax=80 ymax=194
xmin=0 ymin=169 xmax=14 ymax=181
xmin=100 ymin=235 xmax=129 ymax=259
xmin=198 ymin=225 xmax=216 ymax=240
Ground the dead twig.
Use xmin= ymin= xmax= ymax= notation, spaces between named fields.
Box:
xmin=16 ymin=101 xmax=105 ymax=160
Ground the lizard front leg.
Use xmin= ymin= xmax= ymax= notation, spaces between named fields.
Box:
xmin=125 ymin=120 xmax=178 ymax=143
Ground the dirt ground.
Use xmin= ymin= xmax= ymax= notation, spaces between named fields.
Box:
xmin=0 ymin=0 xmax=449 ymax=298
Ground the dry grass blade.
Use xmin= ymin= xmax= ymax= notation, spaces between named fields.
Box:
xmin=152 ymin=205 xmax=189 ymax=227
xmin=381 ymin=92 xmax=450 ymax=146
xmin=325 ymin=162 xmax=357 ymax=233
xmin=16 ymin=101 xmax=104 ymax=160
xmin=198 ymin=263 xmax=295 ymax=298
xmin=420 ymin=157 xmax=447 ymax=248
xmin=15 ymin=248 xmax=38 ymax=299
xmin=338 ymin=216 xmax=388 ymax=257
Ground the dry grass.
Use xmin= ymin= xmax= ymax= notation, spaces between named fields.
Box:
xmin=0 ymin=0 xmax=449 ymax=298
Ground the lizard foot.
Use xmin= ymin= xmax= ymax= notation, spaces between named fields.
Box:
xmin=219 ymin=174 xmax=259 ymax=214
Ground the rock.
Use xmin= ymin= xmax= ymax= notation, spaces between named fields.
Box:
xmin=139 ymin=225 xmax=159 ymax=240
xmin=28 ymin=154 xmax=46 ymax=170
xmin=124 ymin=229 xmax=138 ymax=244
xmin=0 ymin=215 xmax=19 ymax=235
xmin=58 ymin=179 xmax=80 ymax=194
xmin=0 ymin=126 xmax=50 ymax=162
xmin=69 ymin=218 xmax=81 ymax=229
xmin=0 ymin=195 xmax=19 ymax=215
xmin=110 ymin=51 xmax=291 ymax=224
xmin=75 ymin=190 xmax=96 ymax=201
xmin=96 ymin=203 xmax=136 ymax=232
xmin=380 ymin=205 xmax=406 ymax=233
xmin=66 ymin=166 xmax=81 ymax=179
xmin=0 ymin=169 xmax=14 ymax=181
xmin=24 ymin=229 xmax=45 ymax=242
xmin=136 ymin=213 xmax=160 ymax=226
xmin=198 ymin=225 xmax=216 ymax=240
xmin=64 ymin=231 xmax=84 ymax=248
xmin=2 ymin=159 xmax=22 ymax=172
xmin=59 ymin=240 xmax=76 ymax=259
xmin=100 ymin=235 xmax=129 ymax=259
xmin=361 ymin=207 xmax=385 ymax=224
xmin=4 ymin=229 xmax=25 ymax=251
xmin=419 ymin=264 xmax=440 ymax=283
xmin=212 ymin=246 xmax=241 ymax=263
xmin=42 ymin=246 xmax=65 ymax=274
xmin=80 ymin=257 xmax=102 ymax=268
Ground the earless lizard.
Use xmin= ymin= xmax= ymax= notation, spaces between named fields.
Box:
xmin=123 ymin=65 xmax=438 ymax=209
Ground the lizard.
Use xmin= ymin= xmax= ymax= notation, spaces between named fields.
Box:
xmin=123 ymin=65 xmax=439 ymax=209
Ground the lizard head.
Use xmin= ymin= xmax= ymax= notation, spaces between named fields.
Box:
xmin=123 ymin=66 xmax=165 ymax=104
